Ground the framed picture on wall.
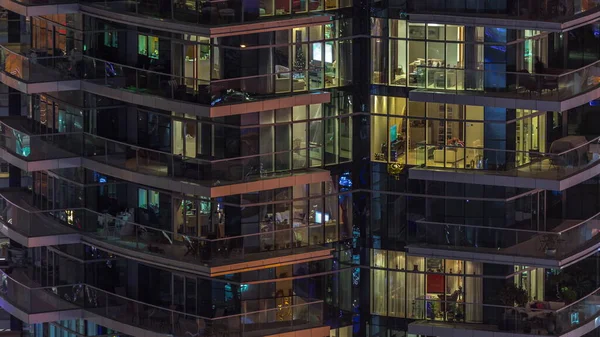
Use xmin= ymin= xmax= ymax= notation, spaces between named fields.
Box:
xmin=427 ymin=27 xmax=439 ymax=40
xmin=427 ymin=274 xmax=445 ymax=293
xmin=409 ymin=26 xmax=425 ymax=39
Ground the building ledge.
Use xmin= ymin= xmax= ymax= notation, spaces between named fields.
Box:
xmin=82 ymin=157 xmax=332 ymax=197
xmin=81 ymin=81 xmax=331 ymax=118
xmin=0 ymin=190 xmax=81 ymax=247
xmin=0 ymin=72 xmax=80 ymax=94
xmin=408 ymin=156 xmax=600 ymax=190
xmin=0 ymin=223 xmax=80 ymax=248
xmin=0 ymin=296 xmax=82 ymax=325
xmin=408 ymin=311 xmax=600 ymax=337
xmin=407 ymin=7 xmax=600 ymax=32
xmin=80 ymin=4 xmax=333 ymax=37
xmin=262 ymin=325 xmax=330 ymax=337
xmin=408 ymin=83 xmax=600 ymax=112
xmin=82 ymin=234 xmax=334 ymax=276
xmin=0 ymin=269 xmax=326 ymax=337
xmin=406 ymin=240 xmax=600 ymax=269
xmin=0 ymin=147 xmax=82 ymax=172
xmin=0 ymin=0 xmax=78 ymax=16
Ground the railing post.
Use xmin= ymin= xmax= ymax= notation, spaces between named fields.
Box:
xmin=171 ymin=156 xmax=175 ymax=178
xmin=171 ymin=310 xmax=174 ymax=333
xmin=103 ymin=60 xmax=108 ymax=86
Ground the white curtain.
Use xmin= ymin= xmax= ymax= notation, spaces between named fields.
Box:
xmin=406 ymin=256 xmax=425 ymax=319
xmin=389 ymin=270 xmax=406 ymax=317
xmin=465 ymin=261 xmax=483 ymax=323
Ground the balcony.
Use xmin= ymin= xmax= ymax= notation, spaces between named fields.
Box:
xmin=80 ymin=133 xmax=331 ymax=197
xmin=81 ymin=57 xmax=331 ymax=118
xmin=408 ymin=61 xmax=600 ymax=111
xmin=0 ymin=188 xmax=334 ymax=275
xmin=78 ymin=209 xmax=334 ymax=276
xmin=0 ymin=44 xmax=81 ymax=94
xmin=407 ymin=212 xmax=600 ymax=268
xmin=0 ymin=190 xmax=81 ymax=247
xmin=0 ymin=117 xmax=332 ymax=196
xmin=0 ymin=272 xmax=81 ymax=324
xmin=408 ymin=136 xmax=600 ymax=190
xmin=0 ymin=0 xmax=78 ymax=17
xmin=408 ymin=287 xmax=600 ymax=337
xmin=87 ymin=291 xmax=324 ymax=337
xmin=405 ymin=0 xmax=600 ymax=30
xmin=0 ymin=269 xmax=325 ymax=337
xmin=0 ymin=117 xmax=82 ymax=171
xmin=79 ymin=0 xmax=337 ymax=36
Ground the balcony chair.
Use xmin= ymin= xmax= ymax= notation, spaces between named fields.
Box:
xmin=518 ymin=70 xmax=539 ymax=96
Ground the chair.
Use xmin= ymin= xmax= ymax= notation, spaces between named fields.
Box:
xmin=115 ymin=214 xmax=127 ymax=235
xmin=105 ymin=222 xmax=117 ymax=237
xmin=542 ymin=78 xmax=558 ymax=94
xmin=183 ymin=236 xmax=197 ymax=257
xmin=518 ymin=70 xmax=538 ymax=96
xmin=161 ymin=231 xmax=173 ymax=245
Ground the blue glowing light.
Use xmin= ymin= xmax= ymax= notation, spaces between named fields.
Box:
xmin=339 ymin=173 xmax=352 ymax=188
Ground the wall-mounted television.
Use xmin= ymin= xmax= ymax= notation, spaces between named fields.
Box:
xmin=390 ymin=125 xmax=398 ymax=142
xmin=312 ymin=43 xmax=322 ymax=62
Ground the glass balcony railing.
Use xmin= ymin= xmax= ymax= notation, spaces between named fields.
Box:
xmin=0 ymin=45 xmax=76 ymax=83
xmin=0 ymin=273 xmax=82 ymax=314
xmin=0 ymin=269 xmax=324 ymax=336
xmin=410 ymin=211 xmax=600 ymax=261
xmin=0 ymin=194 xmax=77 ymax=238
xmin=0 ymin=48 xmax=328 ymax=105
xmin=412 ymin=136 xmax=600 ymax=181
xmin=413 ymin=287 xmax=600 ymax=336
xmin=0 ymin=189 xmax=335 ymax=267
xmin=82 ymin=133 xmax=323 ymax=186
xmin=9 ymin=0 xmax=78 ymax=5
xmin=87 ymin=287 xmax=323 ymax=336
xmin=82 ymin=57 xmax=318 ymax=106
xmin=76 ymin=208 xmax=333 ymax=267
xmin=406 ymin=0 xmax=600 ymax=22
xmin=413 ymin=61 xmax=600 ymax=102
xmin=0 ymin=118 xmax=326 ymax=187
xmin=0 ymin=121 xmax=82 ymax=162
xmin=81 ymin=0 xmax=342 ymax=26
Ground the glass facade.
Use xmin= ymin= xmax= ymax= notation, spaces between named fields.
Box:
xmin=81 ymin=0 xmax=353 ymax=26
xmin=1 ymin=1 xmax=600 ymax=337
xmin=370 ymin=95 xmax=547 ymax=168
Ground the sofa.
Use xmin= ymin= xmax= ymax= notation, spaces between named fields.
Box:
xmin=519 ymin=301 xmax=565 ymax=319
xmin=275 ymin=65 xmax=306 ymax=92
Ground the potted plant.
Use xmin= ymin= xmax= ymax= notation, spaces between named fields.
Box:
xmin=498 ymin=283 xmax=529 ymax=307
xmin=454 ymin=304 xmax=464 ymax=322
xmin=560 ymin=287 xmax=578 ymax=304
xmin=497 ymin=284 xmax=529 ymax=331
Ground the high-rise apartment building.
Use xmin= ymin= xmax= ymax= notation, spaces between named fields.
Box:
xmin=1 ymin=1 xmax=600 ymax=337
